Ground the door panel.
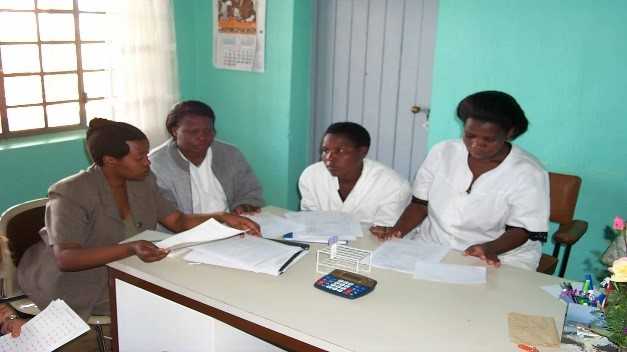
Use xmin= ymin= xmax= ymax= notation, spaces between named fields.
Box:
xmin=312 ymin=0 xmax=438 ymax=180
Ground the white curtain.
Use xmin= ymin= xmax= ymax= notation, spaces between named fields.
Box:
xmin=107 ymin=0 xmax=179 ymax=146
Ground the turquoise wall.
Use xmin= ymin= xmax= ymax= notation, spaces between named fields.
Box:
xmin=0 ymin=133 xmax=90 ymax=213
xmin=172 ymin=0 xmax=312 ymax=210
xmin=429 ymin=0 xmax=627 ymax=279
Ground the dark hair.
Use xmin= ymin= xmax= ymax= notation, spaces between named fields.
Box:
xmin=456 ymin=91 xmax=528 ymax=139
xmin=165 ymin=100 xmax=216 ymax=136
xmin=86 ymin=118 xmax=147 ymax=166
xmin=325 ymin=122 xmax=371 ymax=148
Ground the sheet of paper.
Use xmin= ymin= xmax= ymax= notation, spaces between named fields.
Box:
xmin=156 ymin=218 xmax=243 ymax=250
xmin=284 ymin=211 xmax=362 ymax=241
xmin=508 ymin=312 xmax=560 ymax=347
xmin=245 ymin=213 xmax=307 ymax=238
xmin=184 ymin=235 xmax=304 ymax=276
xmin=413 ymin=262 xmax=487 ymax=284
xmin=121 ymin=229 xmax=171 ymax=244
xmin=0 ymin=299 xmax=89 ymax=352
xmin=373 ymin=239 xmax=450 ymax=273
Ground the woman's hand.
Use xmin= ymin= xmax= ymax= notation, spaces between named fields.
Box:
xmin=369 ymin=226 xmax=403 ymax=240
xmin=1 ymin=317 xmax=26 ymax=337
xmin=0 ymin=305 xmax=25 ymax=337
xmin=130 ymin=241 xmax=169 ymax=262
xmin=220 ymin=213 xmax=261 ymax=236
xmin=232 ymin=204 xmax=261 ymax=215
xmin=464 ymin=243 xmax=501 ymax=267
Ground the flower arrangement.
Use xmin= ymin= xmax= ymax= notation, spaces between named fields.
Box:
xmin=602 ymin=216 xmax=627 ymax=348
xmin=613 ymin=216 xmax=627 ymax=248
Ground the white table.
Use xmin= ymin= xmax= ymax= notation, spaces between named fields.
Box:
xmin=107 ymin=210 xmax=566 ymax=352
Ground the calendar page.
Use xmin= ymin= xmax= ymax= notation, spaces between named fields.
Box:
xmin=213 ymin=0 xmax=265 ymax=72
xmin=0 ymin=300 xmax=89 ymax=352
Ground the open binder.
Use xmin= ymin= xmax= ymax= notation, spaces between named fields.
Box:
xmin=184 ymin=235 xmax=309 ymax=276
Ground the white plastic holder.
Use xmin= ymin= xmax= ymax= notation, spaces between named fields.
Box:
xmin=316 ymin=244 xmax=372 ymax=274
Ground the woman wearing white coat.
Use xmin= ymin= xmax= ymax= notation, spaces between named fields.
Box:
xmin=371 ymin=91 xmax=549 ymax=271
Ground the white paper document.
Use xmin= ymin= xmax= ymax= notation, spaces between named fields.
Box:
xmin=245 ymin=213 xmax=307 ymax=238
xmin=0 ymin=299 xmax=89 ymax=352
xmin=121 ymin=229 xmax=171 ymax=244
xmin=283 ymin=211 xmax=362 ymax=242
xmin=373 ymin=239 xmax=450 ymax=273
xmin=184 ymin=235 xmax=307 ymax=276
xmin=157 ymin=218 xmax=243 ymax=250
xmin=414 ymin=262 xmax=487 ymax=284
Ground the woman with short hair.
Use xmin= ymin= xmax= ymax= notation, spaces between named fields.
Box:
xmin=17 ymin=119 xmax=259 ymax=319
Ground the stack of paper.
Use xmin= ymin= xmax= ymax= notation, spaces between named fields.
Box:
xmin=156 ymin=218 xmax=244 ymax=250
xmin=372 ymin=238 xmax=450 ymax=273
xmin=184 ymin=235 xmax=308 ymax=276
xmin=245 ymin=213 xmax=307 ymax=238
xmin=282 ymin=211 xmax=363 ymax=243
xmin=0 ymin=299 xmax=90 ymax=352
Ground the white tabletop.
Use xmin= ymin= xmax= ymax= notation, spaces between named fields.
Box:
xmin=109 ymin=208 xmax=566 ymax=352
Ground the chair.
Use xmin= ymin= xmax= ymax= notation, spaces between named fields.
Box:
xmin=0 ymin=198 xmax=111 ymax=352
xmin=536 ymin=173 xmax=588 ymax=277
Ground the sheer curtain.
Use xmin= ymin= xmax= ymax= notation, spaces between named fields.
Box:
xmin=107 ymin=0 xmax=179 ymax=146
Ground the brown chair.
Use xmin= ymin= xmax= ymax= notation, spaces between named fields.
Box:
xmin=0 ymin=198 xmax=111 ymax=352
xmin=536 ymin=173 xmax=588 ymax=277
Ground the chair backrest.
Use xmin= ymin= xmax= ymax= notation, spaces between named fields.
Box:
xmin=0 ymin=198 xmax=47 ymax=298
xmin=548 ymin=172 xmax=581 ymax=225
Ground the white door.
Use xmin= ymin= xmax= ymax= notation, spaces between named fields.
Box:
xmin=312 ymin=0 xmax=438 ymax=180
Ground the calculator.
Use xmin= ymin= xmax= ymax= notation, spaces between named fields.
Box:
xmin=314 ymin=269 xmax=377 ymax=299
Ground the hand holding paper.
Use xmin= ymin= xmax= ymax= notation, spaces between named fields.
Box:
xmin=157 ymin=218 xmax=245 ymax=250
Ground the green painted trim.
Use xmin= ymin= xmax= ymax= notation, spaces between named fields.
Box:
xmin=0 ymin=129 xmax=85 ymax=151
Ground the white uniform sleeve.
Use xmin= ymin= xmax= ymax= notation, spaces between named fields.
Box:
xmin=298 ymin=166 xmax=320 ymax=211
xmin=412 ymin=143 xmax=443 ymax=200
xmin=372 ymin=178 xmax=412 ymax=227
xmin=506 ymin=168 xmax=550 ymax=232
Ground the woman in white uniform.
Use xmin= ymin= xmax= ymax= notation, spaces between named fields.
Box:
xmin=371 ymin=91 xmax=549 ymax=270
xmin=299 ymin=122 xmax=411 ymax=226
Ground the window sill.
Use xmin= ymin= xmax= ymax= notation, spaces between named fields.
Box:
xmin=0 ymin=129 xmax=86 ymax=151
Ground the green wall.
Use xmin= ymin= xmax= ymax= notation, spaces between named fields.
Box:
xmin=172 ymin=0 xmax=312 ymax=210
xmin=0 ymin=133 xmax=90 ymax=213
xmin=429 ymin=0 xmax=627 ymax=279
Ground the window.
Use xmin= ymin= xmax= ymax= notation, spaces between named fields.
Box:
xmin=0 ymin=0 xmax=111 ymax=138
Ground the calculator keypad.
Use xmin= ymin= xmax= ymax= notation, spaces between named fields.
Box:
xmin=314 ymin=274 xmax=372 ymax=299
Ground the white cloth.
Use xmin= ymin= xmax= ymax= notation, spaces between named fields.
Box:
xmin=299 ymin=158 xmax=411 ymax=226
xmin=107 ymin=0 xmax=179 ymax=146
xmin=180 ymin=148 xmax=229 ymax=213
xmin=413 ymin=139 xmax=549 ymax=271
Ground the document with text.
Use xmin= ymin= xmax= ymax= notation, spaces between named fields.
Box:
xmin=373 ymin=238 xmax=450 ymax=273
xmin=157 ymin=218 xmax=243 ymax=251
xmin=0 ymin=299 xmax=89 ymax=352
xmin=184 ymin=235 xmax=307 ymax=276
xmin=414 ymin=262 xmax=487 ymax=284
